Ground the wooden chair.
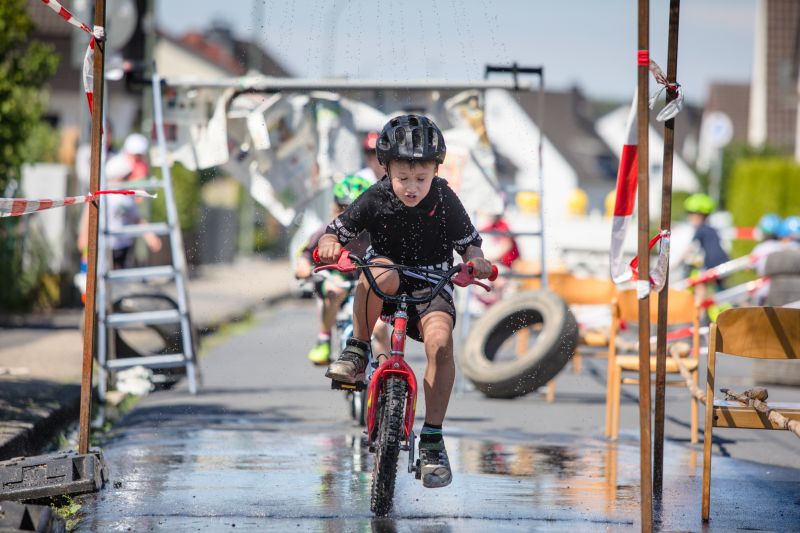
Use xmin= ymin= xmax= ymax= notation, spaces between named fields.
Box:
xmin=701 ymin=307 xmax=800 ymax=521
xmin=605 ymin=288 xmax=701 ymax=442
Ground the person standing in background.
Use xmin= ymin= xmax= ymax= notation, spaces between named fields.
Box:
xmin=123 ymin=133 xmax=150 ymax=181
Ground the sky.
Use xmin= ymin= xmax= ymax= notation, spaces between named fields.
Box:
xmin=156 ymin=0 xmax=756 ymax=105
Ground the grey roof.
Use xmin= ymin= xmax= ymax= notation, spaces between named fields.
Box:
xmin=515 ymin=88 xmax=619 ymax=190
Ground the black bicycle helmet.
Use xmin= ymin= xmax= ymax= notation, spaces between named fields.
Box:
xmin=376 ymin=114 xmax=446 ymax=165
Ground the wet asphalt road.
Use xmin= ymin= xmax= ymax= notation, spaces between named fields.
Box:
xmin=77 ymin=301 xmax=800 ymax=532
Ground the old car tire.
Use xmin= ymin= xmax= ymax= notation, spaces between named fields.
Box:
xmin=459 ymin=290 xmax=578 ymax=399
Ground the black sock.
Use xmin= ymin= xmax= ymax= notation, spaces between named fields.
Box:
xmin=420 ymin=422 xmax=443 ymax=444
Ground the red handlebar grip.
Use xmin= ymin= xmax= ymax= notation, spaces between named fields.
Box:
xmin=312 ymin=248 xmax=321 ymax=264
xmin=489 ymin=265 xmax=499 ymax=282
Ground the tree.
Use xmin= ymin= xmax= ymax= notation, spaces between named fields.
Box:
xmin=0 ymin=0 xmax=59 ymax=311
xmin=0 ymin=0 xmax=59 ymax=193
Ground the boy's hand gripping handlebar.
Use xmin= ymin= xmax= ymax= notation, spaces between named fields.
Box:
xmin=313 ymin=248 xmax=357 ymax=273
xmin=312 ymin=248 xmax=498 ymax=291
xmin=452 ymin=262 xmax=499 ymax=291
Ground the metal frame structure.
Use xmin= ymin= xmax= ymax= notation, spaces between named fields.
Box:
xmin=95 ymin=70 xmax=198 ymax=401
xmin=162 ymin=71 xmax=548 ymax=285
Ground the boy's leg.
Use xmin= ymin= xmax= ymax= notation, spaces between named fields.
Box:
xmin=418 ymin=311 xmax=455 ymax=489
xmin=321 ymin=283 xmax=348 ymax=331
xmin=352 ymin=258 xmax=399 ymax=341
xmin=419 ymin=311 xmax=455 ymax=424
xmin=307 ymin=282 xmax=348 ymax=365
xmin=326 ymin=258 xmax=399 ymax=382
xmin=371 ymin=319 xmax=391 ymax=361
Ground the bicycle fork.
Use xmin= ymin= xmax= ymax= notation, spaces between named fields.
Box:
xmin=365 ymin=307 xmax=419 ymax=474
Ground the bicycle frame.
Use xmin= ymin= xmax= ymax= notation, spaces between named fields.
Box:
xmin=365 ymin=306 xmax=418 ymax=448
xmin=313 ymin=249 xmax=496 ymax=451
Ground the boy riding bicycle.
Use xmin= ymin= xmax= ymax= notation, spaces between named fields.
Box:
xmin=317 ymin=114 xmax=493 ymax=489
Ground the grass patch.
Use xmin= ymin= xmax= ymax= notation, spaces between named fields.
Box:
xmin=49 ymin=495 xmax=82 ymax=531
xmin=198 ymin=312 xmax=257 ymax=356
xmin=89 ymin=392 xmax=142 ymax=447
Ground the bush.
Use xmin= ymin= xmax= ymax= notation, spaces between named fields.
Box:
xmin=0 ymin=219 xmax=58 ymax=311
xmin=150 ymin=163 xmax=203 ymax=233
xmin=726 ymin=156 xmax=800 ymax=228
xmin=0 ymin=0 xmax=59 ymax=192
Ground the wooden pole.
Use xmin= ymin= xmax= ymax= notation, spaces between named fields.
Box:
xmin=78 ymin=0 xmax=106 ymax=455
xmin=637 ymin=0 xmax=653 ymax=530
xmin=654 ymin=0 xmax=681 ymax=498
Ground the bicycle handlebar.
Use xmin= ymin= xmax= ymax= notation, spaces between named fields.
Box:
xmin=313 ymin=249 xmax=497 ymax=305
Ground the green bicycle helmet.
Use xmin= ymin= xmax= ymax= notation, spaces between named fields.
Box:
xmin=333 ymin=174 xmax=372 ymax=206
xmin=684 ymin=193 xmax=716 ymax=215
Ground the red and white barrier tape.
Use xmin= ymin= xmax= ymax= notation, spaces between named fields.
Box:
xmin=673 ymin=254 xmax=760 ymax=290
xmin=0 ymin=190 xmax=155 ymax=218
xmin=647 ymin=59 xmax=684 ymax=122
xmin=40 ymin=1 xmax=104 ymax=115
xmin=610 ymin=57 xmax=685 ymax=299
xmin=699 ymin=277 xmax=769 ymax=309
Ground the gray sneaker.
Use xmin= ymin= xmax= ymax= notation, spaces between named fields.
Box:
xmin=419 ymin=439 xmax=452 ymax=488
xmin=325 ymin=338 xmax=368 ymax=383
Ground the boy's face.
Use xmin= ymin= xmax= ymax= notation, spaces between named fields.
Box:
xmin=688 ymin=213 xmax=705 ymax=227
xmin=388 ymin=159 xmax=437 ymax=207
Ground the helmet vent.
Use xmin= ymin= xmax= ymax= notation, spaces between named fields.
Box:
xmin=411 ymin=127 xmax=422 ymax=151
xmin=428 ymin=128 xmax=437 ymax=149
xmin=395 ymin=127 xmax=406 ymax=144
xmin=408 ymin=115 xmax=419 ymax=126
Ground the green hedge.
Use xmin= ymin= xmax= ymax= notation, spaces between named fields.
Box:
xmin=727 ymin=156 xmax=800 ymax=228
xmin=150 ymin=163 xmax=202 ymax=233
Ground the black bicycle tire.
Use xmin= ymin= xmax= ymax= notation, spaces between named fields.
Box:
xmin=459 ymin=290 xmax=578 ymax=399
xmin=370 ymin=376 xmax=406 ymax=516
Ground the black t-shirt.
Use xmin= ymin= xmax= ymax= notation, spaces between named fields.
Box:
xmin=325 ymin=176 xmax=482 ymax=271
xmin=693 ymin=223 xmax=729 ymax=269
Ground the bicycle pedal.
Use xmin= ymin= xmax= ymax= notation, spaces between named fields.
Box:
xmin=330 ymin=379 xmax=366 ymax=391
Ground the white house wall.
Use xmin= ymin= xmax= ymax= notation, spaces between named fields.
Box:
xmin=154 ymin=39 xmax=233 ymax=79
xmin=485 ymin=89 xmax=578 ymax=260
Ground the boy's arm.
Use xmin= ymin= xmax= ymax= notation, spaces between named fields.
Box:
xmin=324 ymin=186 xmax=372 ymax=244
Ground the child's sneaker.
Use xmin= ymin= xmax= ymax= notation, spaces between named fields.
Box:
xmin=306 ymin=341 xmax=331 ymax=365
xmin=419 ymin=439 xmax=452 ymax=488
xmin=325 ymin=338 xmax=369 ymax=383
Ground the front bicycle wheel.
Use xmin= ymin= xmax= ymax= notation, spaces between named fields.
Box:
xmin=370 ymin=376 xmax=407 ymax=516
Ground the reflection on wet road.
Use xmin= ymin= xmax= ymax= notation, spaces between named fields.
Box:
xmin=76 ymin=302 xmax=800 ymax=532
xmin=79 ymin=415 xmax=800 ymax=532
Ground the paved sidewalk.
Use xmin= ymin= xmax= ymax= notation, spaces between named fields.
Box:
xmin=0 ymin=257 xmax=294 ymax=461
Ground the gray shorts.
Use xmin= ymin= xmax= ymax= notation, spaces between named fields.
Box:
xmin=377 ymin=274 xmax=456 ymax=343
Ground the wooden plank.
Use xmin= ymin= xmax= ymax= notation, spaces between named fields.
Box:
xmin=713 ymin=402 xmax=800 ymax=429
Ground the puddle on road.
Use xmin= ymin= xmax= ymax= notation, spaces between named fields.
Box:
xmin=78 ymin=425 xmax=800 ymax=532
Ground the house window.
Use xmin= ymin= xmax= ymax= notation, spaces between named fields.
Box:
xmin=595 ymin=154 xmax=617 ymax=180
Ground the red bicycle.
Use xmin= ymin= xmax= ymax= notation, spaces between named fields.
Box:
xmin=314 ymin=250 xmax=496 ymax=515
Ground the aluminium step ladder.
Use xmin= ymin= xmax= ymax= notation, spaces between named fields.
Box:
xmin=95 ymin=71 xmax=198 ymax=400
